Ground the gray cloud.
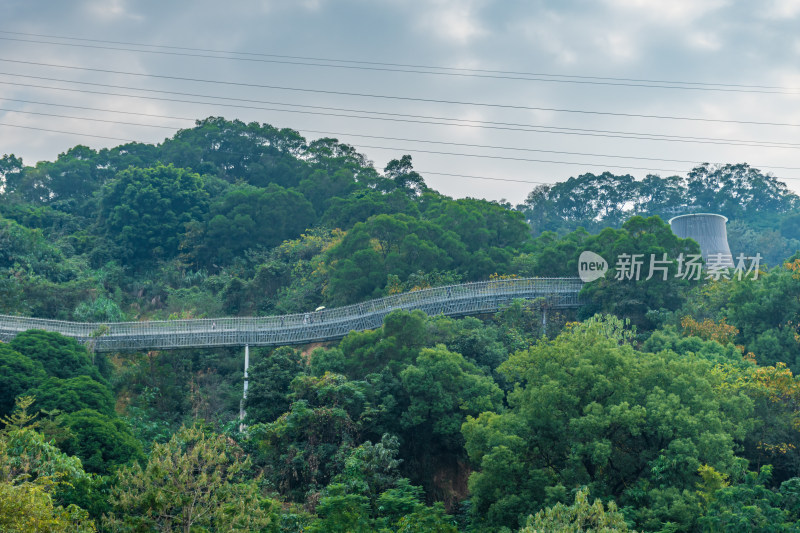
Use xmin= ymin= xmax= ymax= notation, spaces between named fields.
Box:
xmin=0 ymin=0 xmax=798 ymax=203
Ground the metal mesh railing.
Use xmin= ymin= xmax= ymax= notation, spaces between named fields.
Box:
xmin=0 ymin=277 xmax=584 ymax=351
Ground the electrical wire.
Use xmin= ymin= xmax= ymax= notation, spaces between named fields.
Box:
xmin=1 ymin=33 xmax=798 ymax=94
xmin=0 ymin=104 xmax=772 ymax=168
xmin=2 ymin=58 xmax=798 ymax=127
xmin=419 ymin=171 xmax=554 ymax=187
xmin=18 ymin=102 xmax=800 ymax=170
xmin=0 ymin=107 xmax=182 ymax=129
xmin=2 ymin=120 xmax=799 ymax=183
xmin=0 ymin=115 xmax=565 ymax=187
xmin=0 ymin=120 xmax=680 ymax=173
xmin=355 ymin=143 xmax=686 ymax=172
xmin=0 ymin=29 xmax=796 ymax=91
xmin=1 ymin=31 xmax=797 ymax=184
xmin=1 ymin=76 xmax=797 ymax=149
xmin=6 ymin=29 xmax=789 ymax=89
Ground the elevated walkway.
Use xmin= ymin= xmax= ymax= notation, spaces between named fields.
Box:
xmin=0 ymin=277 xmax=584 ymax=352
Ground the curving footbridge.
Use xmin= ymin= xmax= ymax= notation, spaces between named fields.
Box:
xmin=0 ymin=277 xmax=584 ymax=353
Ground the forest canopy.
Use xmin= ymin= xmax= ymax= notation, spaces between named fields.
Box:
xmin=3 ymin=117 xmax=800 ymax=531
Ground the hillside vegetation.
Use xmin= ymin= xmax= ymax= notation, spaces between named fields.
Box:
xmin=3 ymin=117 xmax=800 ymax=531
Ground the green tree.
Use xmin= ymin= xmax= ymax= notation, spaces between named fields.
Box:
xmin=10 ymin=330 xmax=101 ymax=382
xmin=307 ymin=137 xmax=377 ymax=181
xmin=0 ymin=215 xmax=81 ymax=287
xmin=685 ymin=163 xmax=798 ymax=219
xmin=299 ymin=168 xmax=359 ymax=213
xmin=709 ymin=362 xmax=800 ymax=486
xmin=642 ymin=326 xmax=748 ymax=368
xmin=99 ymin=163 xmax=210 ymax=265
xmin=105 ymin=423 xmax=279 ymax=532
xmin=160 ymin=117 xmax=308 ymax=187
xmin=397 ymin=345 xmax=503 ymax=507
xmin=384 ymin=155 xmax=426 ymax=195
xmin=334 ymin=310 xmax=429 ymax=378
xmin=326 ymin=247 xmax=386 ymax=304
xmin=0 ymin=481 xmax=96 ymax=533
xmin=518 ymin=172 xmax=638 ymax=234
xmin=245 ymin=346 xmax=305 ymax=423
xmin=393 ymin=503 xmax=457 ymax=533
xmin=307 ymin=438 xmax=458 ymax=532
xmin=197 ymin=183 xmax=315 ymax=267
xmin=58 ymin=409 xmax=142 ymax=475
xmin=400 ymin=345 xmax=503 ymax=453
xmin=422 ymin=194 xmax=529 ymax=254
xmin=578 ymin=216 xmax=701 ymax=328
xmin=321 ymin=189 xmax=418 ymax=229
xmin=325 ymin=213 xmax=467 ymax=305
xmin=700 ymin=466 xmax=795 ymax=532
xmin=252 ymin=372 xmax=367 ymax=500
xmin=0 ymin=344 xmax=46 ymax=418
xmin=517 ymin=165 xmax=798 ymax=235
xmin=306 ymin=483 xmax=373 ymax=533
xmin=463 ymin=316 xmax=753 ymax=531
xmin=3 ymin=146 xmax=103 ymax=212
xmin=310 ymin=311 xmax=508 ymax=504
xmin=519 ymin=488 xmax=635 ymax=532
xmin=0 ymin=397 xmax=96 ymax=532
xmin=73 ymin=296 xmax=126 ymax=322
xmin=0 ymin=153 xmax=23 ymax=193
xmin=29 ymin=376 xmax=115 ymax=417
xmin=725 ymin=261 xmax=800 ymax=371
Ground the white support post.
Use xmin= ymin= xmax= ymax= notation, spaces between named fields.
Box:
xmin=239 ymin=344 xmax=250 ymax=432
xmin=541 ymin=307 xmax=548 ymax=337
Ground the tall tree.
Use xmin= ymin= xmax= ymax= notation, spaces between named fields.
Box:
xmin=463 ymin=316 xmax=753 ymax=531
xmin=0 ymin=344 xmax=46 ymax=418
xmin=0 ymin=397 xmax=96 ymax=532
xmin=196 ymin=183 xmax=315 ymax=267
xmin=384 ymin=155 xmax=425 ymax=195
xmin=105 ymin=424 xmax=278 ymax=531
xmin=10 ymin=330 xmax=101 ymax=382
xmin=99 ymin=164 xmax=210 ymax=265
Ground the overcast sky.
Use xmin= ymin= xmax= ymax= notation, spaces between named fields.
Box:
xmin=1 ymin=0 xmax=799 ymax=204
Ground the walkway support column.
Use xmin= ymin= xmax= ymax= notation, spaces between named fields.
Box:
xmin=239 ymin=344 xmax=249 ymax=431
xmin=541 ymin=307 xmax=547 ymax=337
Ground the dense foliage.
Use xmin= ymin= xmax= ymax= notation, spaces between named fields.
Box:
xmin=518 ymin=165 xmax=800 ymax=266
xmin=3 ymin=117 xmax=800 ymax=530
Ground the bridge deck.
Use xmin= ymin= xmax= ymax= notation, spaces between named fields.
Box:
xmin=0 ymin=277 xmax=584 ymax=352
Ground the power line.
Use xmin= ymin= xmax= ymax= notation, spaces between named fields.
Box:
xmin=1 ymin=31 xmax=796 ymax=197
xmin=2 ymin=58 xmax=798 ymax=128
xmin=0 ymin=122 xmax=669 ymax=185
xmin=419 ymin=171 xmax=554 ymax=187
xmin=0 ymin=107 xmax=183 ymax=130
xmin=4 ymin=29 xmax=783 ymax=89
xmin=0 ymin=123 xmax=555 ymax=189
xmin=298 ymin=130 xmax=800 ymax=171
xmin=0 ymin=104 xmax=751 ymax=167
xmin=0 ymin=122 xmax=136 ymax=143
xmin=355 ymin=144 xmax=685 ymax=173
xmin=1 ymin=76 xmax=798 ymax=149
xmin=2 ymin=120 xmax=799 ymax=183
xmin=0 ymin=120 xmax=679 ymax=173
xmin=8 ymin=103 xmax=800 ymax=170
xmin=305 ymin=130 xmax=703 ymax=166
xmin=0 ymin=32 xmax=798 ymax=95
xmin=2 ymin=98 xmax=199 ymax=122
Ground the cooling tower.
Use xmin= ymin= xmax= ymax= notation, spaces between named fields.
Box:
xmin=668 ymin=213 xmax=734 ymax=267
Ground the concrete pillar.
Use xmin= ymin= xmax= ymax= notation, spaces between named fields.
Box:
xmin=541 ymin=307 xmax=547 ymax=337
xmin=239 ymin=344 xmax=249 ymax=431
